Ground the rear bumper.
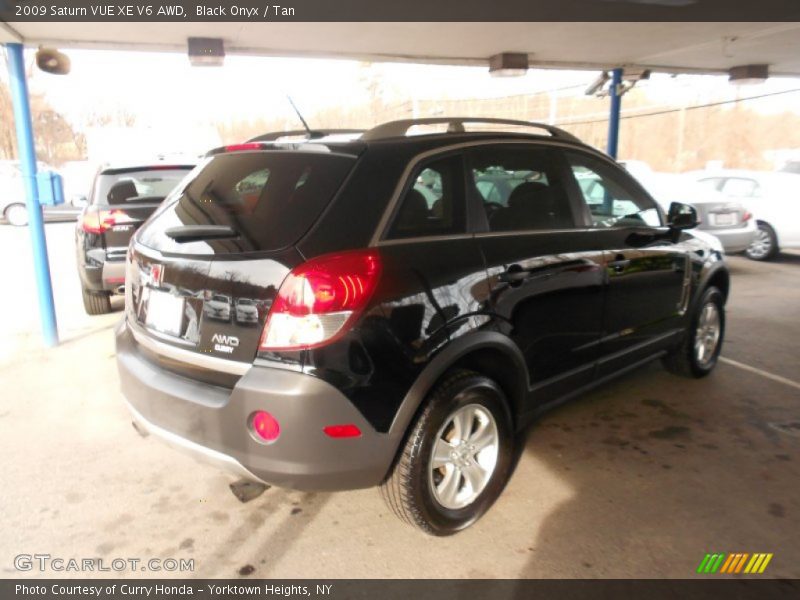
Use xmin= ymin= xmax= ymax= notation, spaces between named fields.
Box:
xmin=115 ymin=319 xmax=396 ymax=491
xmin=703 ymin=221 xmax=756 ymax=254
xmin=79 ymin=256 xmax=126 ymax=293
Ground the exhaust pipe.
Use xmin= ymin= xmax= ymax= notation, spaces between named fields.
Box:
xmin=115 ymin=285 xmax=126 ymax=295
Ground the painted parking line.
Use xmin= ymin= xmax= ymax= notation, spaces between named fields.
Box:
xmin=719 ymin=356 xmax=800 ymax=392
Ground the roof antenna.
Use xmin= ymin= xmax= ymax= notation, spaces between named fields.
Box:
xmin=286 ymin=95 xmax=313 ymax=138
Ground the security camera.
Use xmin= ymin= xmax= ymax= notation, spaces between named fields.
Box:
xmin=585 ymin=71 xmax=610 ymax=96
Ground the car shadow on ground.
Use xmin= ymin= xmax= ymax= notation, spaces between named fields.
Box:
xmin=774 ymin=252 xmax=800 ymax=265
xmin=508 ymin=360 xmax=799 ymax=579
xmin=208 ymin=489 xmax=332 ymax=577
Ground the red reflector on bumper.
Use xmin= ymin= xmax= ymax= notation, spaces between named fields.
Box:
xmin=323 ymin=424 xmax=362 ymax=438
xmin=250 ymin=411 xmax=281 ymax=443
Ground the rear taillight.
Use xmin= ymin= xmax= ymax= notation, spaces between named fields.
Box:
xmin=259 ymin=249 xmax=382 ymax=351
xmin=80 ymin=209 xmax=132 ymax=234
xmin=743 ymin=211 xmax=752 ymax=222
xmin=224 ymin=142 xmax=263 ymax=152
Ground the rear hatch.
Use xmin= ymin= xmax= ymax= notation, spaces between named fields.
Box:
xmin=88 ymin=166 xmax=194 ymax=260
xmin=127 ymin=149 xmax=358 ymax=366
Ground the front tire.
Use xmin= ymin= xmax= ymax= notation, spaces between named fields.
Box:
xmin=746 ymin=222 xmax=778 ymax=261
xmin=82 ymin=287 xmax=112 ymax=315
xmin=662 ymin=286 xmax=725 ymax=378
xmin=381 ymin=370 xmax=514 ymax=536
xmin=4 ymin=203 xmax=28 ymax=226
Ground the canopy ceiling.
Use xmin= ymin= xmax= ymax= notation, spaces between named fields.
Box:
xmin=2 ymin=21 xmax=800 ymax=76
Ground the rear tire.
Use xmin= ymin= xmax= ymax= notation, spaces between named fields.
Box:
xmin=381 ymin=369 xmax=514 ymax=536
xmin=4 ymin=203 xmax=28 ymax=226
xmin=662 ymin=286 xmax=724 ymax=378
xmin=82 ymin=287 xmax=112 ymax=315
xmin=745 ymin=222 xmax=778 ymax=261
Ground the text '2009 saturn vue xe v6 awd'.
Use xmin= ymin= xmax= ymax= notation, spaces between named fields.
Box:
xmin=116 ymin=118 xmax=729 ymax=535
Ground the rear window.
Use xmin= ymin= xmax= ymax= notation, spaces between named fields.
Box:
xmin=93 ymin=168 xmax=193 ymax=206
xmin=137 ymin=152 xmax=356 ymax=255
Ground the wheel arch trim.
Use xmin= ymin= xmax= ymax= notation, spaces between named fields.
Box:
xmin=386 ymin=331 xmax=529 ymax=447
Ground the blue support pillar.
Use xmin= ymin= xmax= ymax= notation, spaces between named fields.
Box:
xmin=606 ymin=67 xmax=623 ymax=159
xmin=6 ymin=43 xmax=59 ymax=347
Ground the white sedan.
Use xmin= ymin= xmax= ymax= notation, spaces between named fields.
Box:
xmin=693 ymin=170 xmax=800 ymax=260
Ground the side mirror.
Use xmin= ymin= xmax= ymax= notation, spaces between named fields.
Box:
xmin=667 ymin=202 xmax=699 ymax=230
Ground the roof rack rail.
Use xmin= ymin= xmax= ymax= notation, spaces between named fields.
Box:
xmin=361 ymin=117 xmax=579 ymax=143
xmin=248 ymin=129 xmax=365 ymax=142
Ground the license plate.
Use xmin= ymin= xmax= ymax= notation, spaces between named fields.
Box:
xmin=145 ymin=289 xmax=184 ymax=336
xmin=711 ymin=213 xmax=736 ymax=226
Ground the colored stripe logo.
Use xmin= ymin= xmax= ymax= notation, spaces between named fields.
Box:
xmin=697 ymin=553 xmax=773 ymax=574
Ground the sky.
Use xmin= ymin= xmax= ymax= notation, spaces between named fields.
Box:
xmin=4 ymin=47 xmax=800 ymax=159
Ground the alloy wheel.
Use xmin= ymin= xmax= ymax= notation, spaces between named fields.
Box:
xmin=429 ymin=403 xmax=499 ymax=510
xmin=747 ymin=227 xmax=772 ymax=259
xmin=4 ymin=204 xmax=28 ymax=227
xmin=695 ymin=301 xmax=721 ymax=367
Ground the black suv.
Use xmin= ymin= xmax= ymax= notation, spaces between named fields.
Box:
xmin=76 ymin=160 xmax=195 ymax=314
xmin=116 ymin=119 xmax=729 ymax=535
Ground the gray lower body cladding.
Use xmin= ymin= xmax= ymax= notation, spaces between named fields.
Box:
xmin=115 ymin=319 xmax=396 ymax=491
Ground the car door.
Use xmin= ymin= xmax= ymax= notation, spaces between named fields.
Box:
xmin=563 ymin=150 xmax=691 ymax=377
xmin=469 ymin=144 xmax=606 ymax=408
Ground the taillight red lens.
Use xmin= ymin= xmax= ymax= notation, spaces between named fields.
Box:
xmin=81 ymin=209 xmax=131 ymax=234
xmin=224 ymin=142 xmax=263 ymax=152
xmin=323 ymin=424 xmax=362 ymax=438
xmin=743 ymin=211 xmax=752 ymax=222
xmin=259 ymin=249 xmax=382 ymax=351
xmin=249 ymin=411 xmax=281 ymax=443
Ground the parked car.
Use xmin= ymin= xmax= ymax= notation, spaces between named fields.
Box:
xmin=0 ymin=169 xmax=28 ymax=226
xmin=1 ymin=160 xmax=74 ymax=226
xmin=203 ymin=294 xmax=233 ymax=322
xmin=234 ymin=298 xmax=260 ymax=325
xmin=75 ymin=160 xmax=195 ymax=314
xmin=117 ymin=118 xmax=729 ymax=535
xmin=692 ymin=170 xmax=800 ymax=260
xmin=620 ymin=164 xmax=756 ymax=254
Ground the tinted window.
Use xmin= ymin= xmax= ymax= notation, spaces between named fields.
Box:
xmin=386 ymin=155 xmax=466 ymax=239
xmin=566 ymin=151 xmax=661 ymax=228
xmin=138 ymin=151 xmax=355 ymax=255
xmin=94 ymin=168 xmax=193 ymax=206
xmin=469 ymin=146 xmax=574 ymax=232
xmin=720 ymin=178 xmax=760 ymax=198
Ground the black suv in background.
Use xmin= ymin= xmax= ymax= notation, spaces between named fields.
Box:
xmin=116 ymin=119 xmax=729 ymax=535
xmin=76 ymin=161 xmax=195 ymax=314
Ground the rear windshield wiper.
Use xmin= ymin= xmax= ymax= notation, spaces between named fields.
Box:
xmin=164 ymin=225 xmax=240 ymax=243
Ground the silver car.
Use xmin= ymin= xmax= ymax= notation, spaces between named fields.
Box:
xmin=622 ymin=163 xmax=756 ymax=254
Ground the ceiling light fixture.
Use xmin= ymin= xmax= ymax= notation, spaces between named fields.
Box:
xmin=188 ymin=37 xmax=225 ymax=67
xmin=489 ymin=53 xmax=529 ymax=77
xmin=729 ymin=64 xmax=769 ymax=85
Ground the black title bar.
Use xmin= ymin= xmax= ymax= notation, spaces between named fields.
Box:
xmin=2 ymin=0 xmax=800 ymax=22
